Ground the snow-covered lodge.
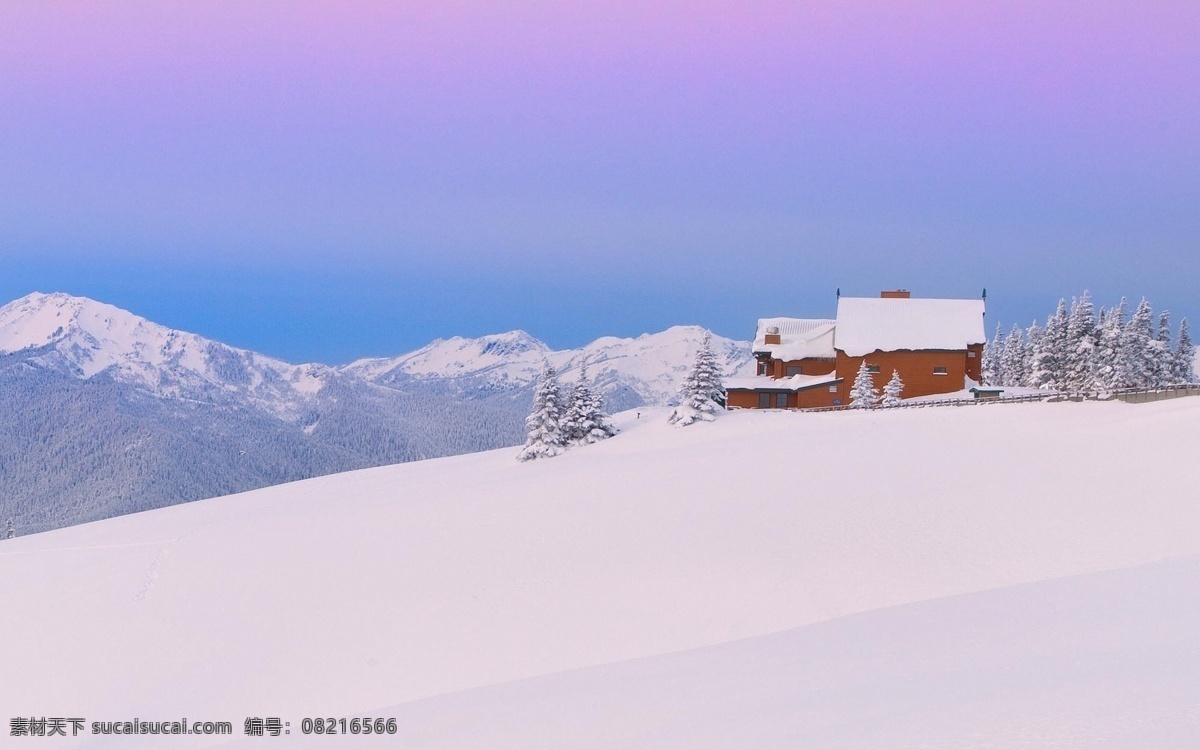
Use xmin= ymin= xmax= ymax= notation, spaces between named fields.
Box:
xmin=726 ymin=290 xmax=987 ymax=409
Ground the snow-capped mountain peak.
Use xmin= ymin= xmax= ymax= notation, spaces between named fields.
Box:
xmin=0 ymin=292 xmax=161 ymax=362
xmin=343 ymin=329 xmax=552 ymax=383
xmin=0 ymin=292 xmax=330 ymax=411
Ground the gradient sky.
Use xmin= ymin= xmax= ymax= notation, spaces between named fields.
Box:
xmin=2 ymin=1 xmax=1198 ymax=363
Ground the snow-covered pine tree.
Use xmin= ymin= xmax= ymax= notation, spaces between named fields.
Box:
xmin=1000 ymin=325 xmax=1026 ymax=388
xmin=1149 ymin=310 xmax=1173 ymax=386
xmin=880 ymin=370 xmax=904 ymax=407
xmin=1064 ymin=291 xmax=1097 ymax=391
xmin=1022 ymin=320 xmax=1044 ymax=387
xmin=1093 ymin=297 xmax=1127 ymax=391
xmin=1157 ymin=310 xmax=1171 ymax=345
xmin=4 ymin=519 xmax=13 ymax=540
xmin=668 ymin=333 xmax=726 ymax=426
xmin=982 ymin=323 xmax=1003 ymax=386
xmin=1030 ymin=300 xmax=1068 ymax=389
xmin=694 ymin=332 xmax=726 ymax=407
xmin=1115 ymin=298 xmax=1154 ymax=388
xmin=849 ymin=360 xmax=880 ymax=409
xmin=517 ymin=361 xmax=567 ymax=461
xmin=562 ymin=360 xmax=617 ymax=445
xmin=1176 ymin=317 xmax=1195 ymax=383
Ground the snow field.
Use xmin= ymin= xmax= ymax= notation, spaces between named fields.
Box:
xmin=2 ymin=398 xmax=1199 ymax=747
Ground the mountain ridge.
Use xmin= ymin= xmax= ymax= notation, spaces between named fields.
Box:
xmin=0 ymin=292 xmax=753 ymax=400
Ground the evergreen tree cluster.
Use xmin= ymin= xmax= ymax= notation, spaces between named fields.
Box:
xmin=982 ymin=292 xmax=1196 ymax=391
xmin=668 ymin=334 xmax=726 ymax=426
xmin=517 ymin=360 xmax=617 ymax=461
xmin=849 ymin=363 xmax=904 ymax=409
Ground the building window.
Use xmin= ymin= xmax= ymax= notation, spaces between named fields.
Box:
xmin=967 ymin=351 xmax=976 ymax=358
xmin=933 ymin=366 xmax=948 ymax=375
xmin=758 ymin=393 xmax=770 ymax=408
xmin=775 ymin=393 xmax=788 ymax=408
xmin=757 ymin=361 xmax=768 ymax=376
xmin=866 ymin=364 xmax=880 ymax=374
xmin=828 ymin=385 xmax=838 ymax=392
xmin=785 ymin=365 xmax=802 ymax=376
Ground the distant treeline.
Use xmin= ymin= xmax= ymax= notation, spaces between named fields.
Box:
xmin=982 ymin=293 xmax=1195 ymax=391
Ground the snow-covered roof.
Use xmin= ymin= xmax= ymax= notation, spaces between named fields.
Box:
xmin=752 ymin=317 xmax=837 ymax=360
xmin=725 ymin=373 xmax=841 ymax=392
xmin=834 ymin=297 xmax=986 ymax=357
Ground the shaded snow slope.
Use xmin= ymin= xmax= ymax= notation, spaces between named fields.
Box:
xmin=287 ymin=558 xmax=1200 ymax=750
xmin=3 ymin=399 xmax=1199 ymax=747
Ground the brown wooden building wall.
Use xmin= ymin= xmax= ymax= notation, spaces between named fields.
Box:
xmin=735 ymin=342 xmax=984 ymax=409
xmin=727 ymin=380 xmax=843 ymax=409
xmin=833 ymin=348 xmax=976 ymax=401
xmin=756 ymin=356 xmax=837 ymax=378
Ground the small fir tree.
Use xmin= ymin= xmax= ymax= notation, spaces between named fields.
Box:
xmin=669 ymin=333 xmax=726 ymax=426
xmin=1022 ymin=320 xmax=1044 ymax=387
xmin=517 ymin=361 xmax=567 ymax=461
xmin=1030 ymin=299 xmax=1068 ymax=389
xmin=562 ymin=360 xmax=617 ymax=445
xmin=880 ymin=370 xmax=904 ymax=407
xmin=1064 ymin=291 xmax=1097 ymax=391
xmin=4 ymin=519 xmax=13 ymax=540
xmin=1115 ymin=298 xmax=1154 ymax=388
xmin=1000 ymin=325 xmax=1026 ymax=388
xmin=849 ymin=360 xmax=880 ymax=409
xmin=1176 ymin=318 xmax=1195 ymax=383
xmin=982 ymin=323 xmax=1003 ymax=386
xmin=1149 ymin=310 xmax=1173 ymax=386
xmin=1093 ymin=297 xmax=1127 ymax=391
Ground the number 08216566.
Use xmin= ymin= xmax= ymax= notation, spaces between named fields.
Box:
xmin=300 ymin=717 xmax=398 ymax=735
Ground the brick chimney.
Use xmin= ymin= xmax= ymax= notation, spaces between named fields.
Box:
xmin=881 ymin=290 xmax=911 ymax=299
xmin=764 ymin=326 xmax=781 ymax=345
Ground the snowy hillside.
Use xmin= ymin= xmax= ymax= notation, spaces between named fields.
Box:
xmin=0 ymin=292 xmax=328 ymax=418
xmin=343 ymin=325 xmax=754 ymax=405
xmin=3 ymin=399 xmax=1198 ymax=748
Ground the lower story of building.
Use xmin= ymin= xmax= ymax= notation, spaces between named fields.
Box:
xmin=729 ymin=346 xmax=983 ymax=409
